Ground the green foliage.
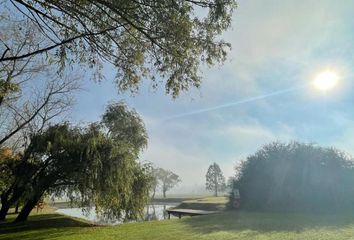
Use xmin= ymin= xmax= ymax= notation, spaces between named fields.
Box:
xmin=0 ymin=80 xmax=19 ymax=98
xmin=4 ymin=0 xmax=237 ymax=97
xmin=233 ymin=142 xmax=354 ymax=213
xmin=206 ymin=162 xmax=225 ymax=197
xmin=70 ymin=127 xmax=152 ymax=220
xmin=44 ymin=104 xmax=151 ymax=221
xmin=102 ymin=102 xmax=148 ymax=156
xmin=0 ymin=148 xmax=17 ymax=194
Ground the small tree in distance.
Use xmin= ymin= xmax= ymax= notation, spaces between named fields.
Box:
xmin=152 ymin=168 xmax=181 ymax=198
xmin=150 ymin=168 xmax=160 ymax=200
xmin=206 ymin=163 xmax=226 ymax=197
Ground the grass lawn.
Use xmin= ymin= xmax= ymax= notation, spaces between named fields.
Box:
xmin=176 ymin=196 xmax=229 ymax=211
xmin=182 ymin=196 xmax=229 ymax=204
xmin=2 ymin=207 xmax=354 ymax=240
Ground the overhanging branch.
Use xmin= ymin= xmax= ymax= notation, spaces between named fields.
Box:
xmin=0 ymin=27 xmax=118 ymax=63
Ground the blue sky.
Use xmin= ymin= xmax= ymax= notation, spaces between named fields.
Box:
xmin=69 ymin=0 xmax=354 ymax=194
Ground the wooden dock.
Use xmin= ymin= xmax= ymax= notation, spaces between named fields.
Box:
xmin=166 ymin=208 xmax=219 ymax=219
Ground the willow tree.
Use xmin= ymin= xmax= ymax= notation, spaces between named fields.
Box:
xmin=0 ymin=102 xmax=152 ymax=222
xmin=71 ymin=102 xmax=151 ymax=221
xmin=1 ymin=0 xmax=236 ymax=97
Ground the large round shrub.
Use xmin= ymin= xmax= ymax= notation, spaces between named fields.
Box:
xmin=233 ymin=142 xmax=354 ymax=213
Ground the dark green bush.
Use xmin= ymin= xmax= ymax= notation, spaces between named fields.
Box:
xmin=232 ymin=142 xmax=354 ymax=213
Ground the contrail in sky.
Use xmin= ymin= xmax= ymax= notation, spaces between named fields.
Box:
xmin=164 ymin=84 xmax=307 ymax=121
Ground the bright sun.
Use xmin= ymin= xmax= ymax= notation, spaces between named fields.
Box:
xmin=313 ymin=70 xmax=339 ymax=91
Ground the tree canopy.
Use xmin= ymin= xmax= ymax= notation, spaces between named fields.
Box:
xmin=205 ymin=162 xmax=225 ymax=196
xmin=232 ymin=142 xmax=354 ymax=213
xmin=0 ymin=0 xmax=237 ymax=97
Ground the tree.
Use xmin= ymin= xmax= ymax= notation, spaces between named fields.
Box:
xmin=150 ymin=168 xmax=160 ymax=200
xmin=206 ymin=162 xmax=225 ymax=197
xmin=0 ymin=149 xmax=32 ymax=220
xmin=102 ymin=102 xmax=148 ymax=153
xmin=233 ymin=142 xmax=354 ymax=213
xmin=0 ymin=148 xmax=20 ymax=214
xmin=154 ymin=168 xmax=181 ymax=198
xmin=0 ymin=67 xmax=78 ymax=221
xmin=1 ymin=102 xmax=153 ymax=222
xmin=0 ymin=18 xmax=80 ymax=148
xmin=1 ymin=0 xmax=237 ymax=97
xmin=0 ymin=148 xmax=14 ymax=193
xmin=0 ymin=20 xmax=79 ymax=221
xmin=15 ymin=102 xmax=151 ymax=222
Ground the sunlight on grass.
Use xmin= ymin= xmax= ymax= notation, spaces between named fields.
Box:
xmin=2 ymin=210 xmax=354 ymax=240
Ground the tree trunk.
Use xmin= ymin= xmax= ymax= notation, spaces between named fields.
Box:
xmin=152 ymin=187 xmax=156 ymax=200
xmin=14 ymin=202 xmax=20 ymax=214
xmin=0 ymin=184 xmax=27 ymax=220
xmin=163 ymin=205 xmax=167 ymax=219
xmin=0 ymin=191 xmax=11 ymax=221
xmin=0 ymin=204 xmax=10 ymax=221
xmin=162 ymin=183 xmax=167 ymax=198
xmin=14 ymin=196 xmax=39 ymax=222
xmin=214 ymin=173 xmax=218 ymax=197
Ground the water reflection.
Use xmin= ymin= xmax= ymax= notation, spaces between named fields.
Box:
xmin=56 ymin=204 xmax=176 ymax=225
xmin=145 ymin=204 xmax=171 ymax=221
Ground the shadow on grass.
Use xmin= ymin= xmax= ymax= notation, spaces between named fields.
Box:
xmin=183 ymin=210 xmax=354 ymax=234
xmin=0 ymin=213 xmax=94 ymax=240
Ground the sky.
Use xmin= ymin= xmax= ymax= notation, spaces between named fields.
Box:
xmin=69 ymin=0 xmax=354 ymax=195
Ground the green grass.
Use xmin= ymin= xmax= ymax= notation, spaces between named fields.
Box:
xmin=182 ymin=196 xmax=229 ymax=204
xmin=2 ymin=207 xmax=354 ymax=240
xmin=175 ymin=196 xmax=229 ymax=211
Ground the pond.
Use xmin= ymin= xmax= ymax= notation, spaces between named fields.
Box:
xmin=55 ymin=204 xmax=177 ymax=225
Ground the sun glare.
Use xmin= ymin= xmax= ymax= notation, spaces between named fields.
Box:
xmin=313 ymin=70 xmax=339 ymax=91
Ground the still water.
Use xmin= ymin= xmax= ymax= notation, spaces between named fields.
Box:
xmin=55 ymin=204 xmax=176 ymax=225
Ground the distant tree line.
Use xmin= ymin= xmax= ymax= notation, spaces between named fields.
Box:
xmin=230 ymin=142 xmax=354 ymax=213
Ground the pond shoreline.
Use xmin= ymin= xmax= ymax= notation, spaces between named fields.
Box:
xmin=49 ymin=197 xmax=188 ymax=209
